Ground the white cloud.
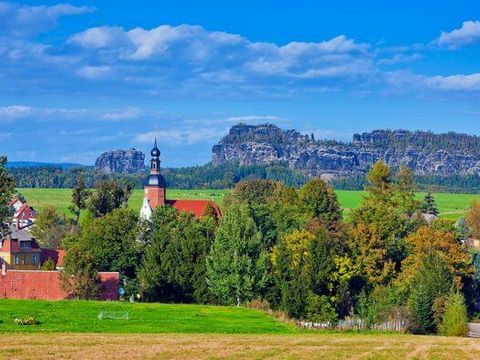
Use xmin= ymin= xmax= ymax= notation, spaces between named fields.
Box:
xmin=69 ymin=26 xmax=126 ymax=49
xmin=69 ymin=24 xmax=371 ymax=84
xmin=437 ymin=20 xmax=480 ymax=49
xmin=101 ymin=107 xmax=144 ymax=121
xmin=75 ymin=65 xmax=112 ymax=80
xmin=0 ymin=105 xmax=32 ymax=119
xmin=0 ymin=2 xmax=94 ymax=37
xmin=425 ymin=73 xmax=480 ymax=91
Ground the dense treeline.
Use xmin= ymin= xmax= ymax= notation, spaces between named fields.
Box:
xmin=9 ymin=162 xmax=307 ymax=189
xmin=332 ymin=173 xmax=480 ymax=193
xmin=356 ymin=130 xmax=480 ymax=156
xmin=9 ymin=162 xmax=480 ymax=193
xmin=38 ymin=160 xmax=479 ymax=335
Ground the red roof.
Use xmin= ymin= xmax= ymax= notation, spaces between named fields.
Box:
xmin=166 ymin=199 xmax=221 ymax=219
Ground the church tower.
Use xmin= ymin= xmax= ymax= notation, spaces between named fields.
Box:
xmin=140 ymin=137 xmax=167 ymax=220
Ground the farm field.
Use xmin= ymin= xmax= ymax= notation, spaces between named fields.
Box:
xmin=18 ymin=188 xmax=480 ymax=220
xmin=1 ymin=333 xmax=480 ymax=360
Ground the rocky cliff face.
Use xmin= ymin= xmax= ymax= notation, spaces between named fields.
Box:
xmin=95 ymin=149 xmax=145 ymax=174
xmin=212 ymin=124 xmax=480 ymax=176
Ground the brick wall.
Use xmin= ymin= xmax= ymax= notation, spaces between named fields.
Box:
xmin=0 ymin=270 xmax=118 ymax=301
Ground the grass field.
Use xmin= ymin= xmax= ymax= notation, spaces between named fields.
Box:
xmin=18 ymin=188 xmax=480 ymax=220
xmin=2 ymin=333 xmax=480 ymax=359
xmin=0 ymin=299 xmax=294 ymax=334
xmin=1 ymin=300 xmax=480 ymax=359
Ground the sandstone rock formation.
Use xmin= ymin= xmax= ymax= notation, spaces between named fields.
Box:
xmin=212 ymin=124 xmax=480 ymax=177
xmin=95 ymin=149 xmax=145 ymax=174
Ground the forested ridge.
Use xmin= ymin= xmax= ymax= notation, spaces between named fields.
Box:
xmin=9 ymin=162 xmax=480 ymax=193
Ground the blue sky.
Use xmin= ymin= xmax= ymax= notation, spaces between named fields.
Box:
xmin=1 ymin=1 xmax=480 ymax=166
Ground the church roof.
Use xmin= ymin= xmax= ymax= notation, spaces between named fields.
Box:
xmin=166 ymin=199 xmax=221 ymax=219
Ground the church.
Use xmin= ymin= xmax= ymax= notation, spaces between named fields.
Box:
xmin=140 ymin=138 xmax=221 ymax=220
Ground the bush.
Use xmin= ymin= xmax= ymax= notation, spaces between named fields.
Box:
xmin=14 ymin=316 xmax=39 ymax=326
xmin=305 ymin=293 xmax=338 ymax=324
xmin=439 ymin=292 xmax=469 ymax=337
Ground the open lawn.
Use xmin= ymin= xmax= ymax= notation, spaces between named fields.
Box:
xmin=0 ymin=299 xmax=293 ymax=334
xmin=18 ymin=188 xmax=480 ymax=220
xmin=0 ymin=300 xmax=479 ymax=359
xmin=1 ymin=333 xmax=480 ymax=359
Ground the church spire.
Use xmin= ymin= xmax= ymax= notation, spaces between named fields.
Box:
xmin=150 ymin=133 xmax=161 ymax=173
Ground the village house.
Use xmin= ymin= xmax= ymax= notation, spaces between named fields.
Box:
xmin=0 ymin=228 xmax=65 ymax=270
xmin=10 ymin=198 xmax=37 ymax=229
xmin=140 ymin=137 xmax=221 ymax=220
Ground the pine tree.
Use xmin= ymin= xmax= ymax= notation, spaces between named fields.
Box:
xmin=420 ymin=192 xmax=439 ymax=216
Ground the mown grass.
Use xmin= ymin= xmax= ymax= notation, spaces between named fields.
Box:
xmin=18 ymin=188 xmax=480 ymax=220
xmin=1 ymin=332 xmax=480 ymax=359
xmin=0 ymin=299 xmax=295 ymax=334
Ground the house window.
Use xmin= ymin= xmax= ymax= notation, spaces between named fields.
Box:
xmin=20 ymin=241 xmax=32 ymax=250
xmin=14 ymin=255 xmax=20 ymax=265
xmin=32 ymin=254 xmax=38 ymax=264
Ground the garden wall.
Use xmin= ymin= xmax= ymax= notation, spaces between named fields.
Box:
xmin=0 ymin=270 xmax=118 ymax=301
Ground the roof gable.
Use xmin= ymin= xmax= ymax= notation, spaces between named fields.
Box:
xmin=166 ymin=199 xmax=221 ymax=219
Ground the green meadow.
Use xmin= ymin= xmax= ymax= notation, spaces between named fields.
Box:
xmin=0 ymin=299 xmax=294 ymax=334
xmin=17 ymin=188 xmax=480 ymax=220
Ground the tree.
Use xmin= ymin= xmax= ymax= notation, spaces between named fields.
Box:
xmin=349 ymin=222 xmax=396 ymax=287
xmin=0 ymin=156 xmax=15 ymax=239
xmin=439 ymin=292 xmax=469 ymax=337
xmin=409 ymin=252 xmax=454 ymax=334
xmin=62 ymin=247 xmax=102 ymax=300
xmin=88 ymin=179 xmax=133 ymax=218
xmin=366 ymin=160 xmax=392 ymax=202
xmin=299 ymin=178 xmax=342 ymax=224
xmin=138 ymin=206 xmax=213 ymax=303
xmin=394 ymin=166 xmax=420 ymax=215
xmin=31 ymin=205 xmax=69 ymax=249
xmin=420 ymin=192 xmax=439 ymax=216
xmin=401 ymin=226 xmax=472 ymax=288
xmin=207 ymin=205 xmax=268 ymax=306
xmin=63 ymin=208 xmax=140 ymax=278
xmin=466 ymin=199 xmax=480 ymax=239
xmin=69 ymin=174 xmax=91 ymax=225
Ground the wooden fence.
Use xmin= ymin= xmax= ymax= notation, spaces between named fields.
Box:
xmin=301 ymin=317 xmax=407 ymax=332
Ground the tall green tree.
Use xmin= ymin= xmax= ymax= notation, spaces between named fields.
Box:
xmin=409 ymin=252 xmax=454 ymax=334
xmin=69 ymin=174 xmax=91 ymax=225
xmin=207 ymin=205 xmax=268 ymax=306
xmin=63 ymin=208 xmax=140 ymax=278
xmin=138 ymin=206 xmax=213 ymax=303
xmin=420 ymin=192 xmax=439 ymax=216
xmin=366 ymin=160 xmax=392 ymax=202
xmin=0 ymin=156 xmax=15 ymax=238
xmin=31 ymin=205 xmax=69 ymax=249
xmin=88 ymin=179 xmax=133 ymax=218
xmin=394 ymin=166 xmax=420 ymax=215
xmin=299 ymin=178 xmax=342 ymax=224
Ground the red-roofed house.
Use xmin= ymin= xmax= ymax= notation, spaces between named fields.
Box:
xmin=140 ymin=138 xmax=221 ymax=220
xmin=0 ymin=229 xmax=42 ymax=270
xmin=10 ymin=198 xmax=37 ymax=229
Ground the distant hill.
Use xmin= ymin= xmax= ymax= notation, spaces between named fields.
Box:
xmin=212 ymin=124 xmax=480 ymax=177
xmin=7 ymin=161 xmax=85 ymax=170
